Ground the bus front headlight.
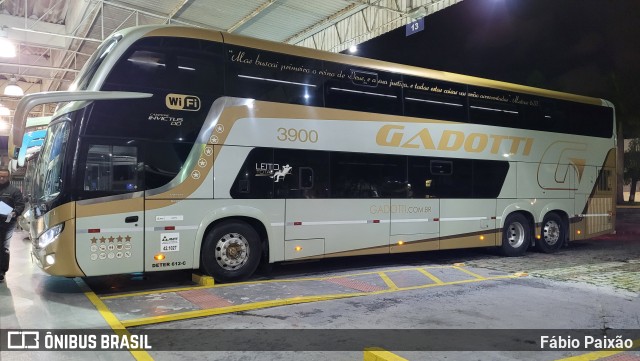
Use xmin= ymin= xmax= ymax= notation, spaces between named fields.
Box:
xmin=38 ymin=224 xmax=64 ymax=249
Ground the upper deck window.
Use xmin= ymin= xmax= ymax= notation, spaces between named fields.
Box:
xmin=103 ymin=37 xmax=224 ymax=95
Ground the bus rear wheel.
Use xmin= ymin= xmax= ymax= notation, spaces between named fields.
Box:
xmin=201 ymin=220 xmax=262 ymax=283
xmin=535 ymin=213 xmax=565 ymax=253
xmin=500 ymin=213 xmax=531 ymax=257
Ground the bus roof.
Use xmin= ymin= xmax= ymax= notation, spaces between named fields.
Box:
xmin=144 ymin=25 xmax=605 ymax=106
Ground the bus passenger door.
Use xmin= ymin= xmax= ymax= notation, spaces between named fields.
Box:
xmin=390 ymin=199 xmax=439 ymax=253
xmin=75 ymin=141 xmax=145 ymax=276
xmin=76 ymin=197 xmax=145 ymax=276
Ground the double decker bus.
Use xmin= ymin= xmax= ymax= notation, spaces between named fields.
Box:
xmin=12 ymin=25 xmax=615 ymax=282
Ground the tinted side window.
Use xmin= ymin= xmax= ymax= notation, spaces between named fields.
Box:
xmin=472 ymin=159 xmax=510 ymax=198
xmin=468 ymin=86 xmax=519 ymax=127
xmin=466 ymin=86 xmax=613 ymax=138
xmin=273 ymin=149 xmax=330 ymax=198
xmin=78 ymin=141 xmax=143 ymax=199
xmin=95 ymin=37 xmax=224 ymax=143
xmin=231 ymin=147 xmax=274 ymax=199
xmin=225 ymin=46 xmax=323 ymax=106
xmin=104 ymin=37 xmax=224 ymax=95
xmin=144 ymin=141 xmax=193 ymax=190
xmin=408 ymin=157 xmax=508 ymax=198
xmin=331 ymin=152 xmax=408 ymax=198
xmin=542 ymin=99 xmax=613 ymax=138
xmin=324 ymin=64 xmax=403 ymax=115
xmin=403 ymin=77 xmax=467 ymax=122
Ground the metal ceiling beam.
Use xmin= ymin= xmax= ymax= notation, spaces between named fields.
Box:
xmin=283 ymin=2 xmax=363 ymax=44
xmin=0 ymin=62 xmax=80 ymax=73
xmin=227 ymin=0 xmax=276 ymax=33
xmin=166 ymin=0 xmax=192 ymax=23
xmin=294 ymin=0 xmax=464 ymax=52
xmin=48 ymin=0 xmax=104 ymax=91
xmin=0 ymin=72 xmax=72 ymax=82
xmin=10 ymin=27 xmax=103 ymax=44
xmin=101 ymin=0 xmax=217 ymax=29
xmin=349 ymin=0 xmax=407 ymax=16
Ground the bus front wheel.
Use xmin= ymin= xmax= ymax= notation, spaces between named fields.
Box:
xmin=535 ymin=213 xmax=565 ymax=253
xmin=500 ymin=213 xmax=531 ymax=257
xmin=201 ymin=220 xmax=262 ymax=283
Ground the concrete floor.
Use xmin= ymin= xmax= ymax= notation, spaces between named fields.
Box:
xmin=2 ymin=208 xmax=640 ymax=361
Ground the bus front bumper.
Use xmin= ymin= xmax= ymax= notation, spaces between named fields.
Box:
xmin=32 ymin=220 xmax=85 ymax=277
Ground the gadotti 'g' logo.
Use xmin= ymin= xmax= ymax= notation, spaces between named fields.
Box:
xmin=165 ymin=94 xmax=201 ymax=111
xmin=537 ymin=141 xmax=587 ymax=190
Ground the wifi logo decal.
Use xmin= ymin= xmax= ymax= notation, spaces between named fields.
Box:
xmin=165 ymin=93 xmax=201 ymax=111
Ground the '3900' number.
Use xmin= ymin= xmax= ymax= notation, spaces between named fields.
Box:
xmin=277 ymin=128 xmax=318 ymax=143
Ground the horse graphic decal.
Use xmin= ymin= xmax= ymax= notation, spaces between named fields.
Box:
xmin=271 ymin=164 xmax=292 ymax=182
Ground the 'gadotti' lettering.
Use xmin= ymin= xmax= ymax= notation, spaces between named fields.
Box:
xmin=375 ymin=124 xmax=533 ymax=156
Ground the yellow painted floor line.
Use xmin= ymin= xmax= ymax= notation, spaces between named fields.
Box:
xmin=75 ymin=279 xmax=154 ymax=361
xmin=100 ymin=265 xmax=459 ymax=299
xmin=416 ymin=268 xmax=444 ymax=284
xmin=100 ymin=284 xmax=213 ymax=300
xmin=453 ymin=266 xmax=487 ymax=280
xmin=555 ymin=338 xmax=640 ymax=361
xmin=364 ymin=347 xmax=409 ymax=361
xmin=121 ymin=292 xmax=368 ymax=327
xmin=120 ymin=274 xmax=518 ymax=328
xmin=379 ymin=272 xmax=399 ymax=290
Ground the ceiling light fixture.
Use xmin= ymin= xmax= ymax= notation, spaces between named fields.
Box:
xmin=4 ymin=76 xmax=23 ymax=96
xmin=0 ymin=26 xmax=16 ymax=58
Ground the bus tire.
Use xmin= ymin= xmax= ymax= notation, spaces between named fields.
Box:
xmin=200 ymin=220 xmax=262 ymax=283
xmin=500 ymin=213 xmax=531 ymax=257
xmin=536 ymin=213 xmax=565 ymax=253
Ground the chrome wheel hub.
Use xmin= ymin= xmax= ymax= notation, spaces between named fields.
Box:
xmin=215 ymin=232 xmax=250 ymax=270
xmin=507 ymin=221 xmax=525 ymax=248
xmin=543 ymin=220 xmax=560 ymax=246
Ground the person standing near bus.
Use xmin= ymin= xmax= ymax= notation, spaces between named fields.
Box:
xmin=0 ymin=167 xmax=25 ymax=282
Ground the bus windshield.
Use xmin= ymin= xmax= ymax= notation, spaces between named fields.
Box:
xmin=33 ymin=118 xmax=71 ymax=203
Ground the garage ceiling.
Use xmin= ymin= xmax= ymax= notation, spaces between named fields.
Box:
xmin=0 ymin=0 xmax=463 ymax=122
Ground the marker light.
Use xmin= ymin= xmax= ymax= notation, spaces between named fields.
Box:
xmin=479 ymin=235 xmax=485 ymax=241
xmin=536 ymin=235 xmax=541 ymax=240
xmin=397 ymin=241 xmax=405 ymax=245
xmin=294 ymin=246 xmax=302 ymax=252
xmin=154 ymin=253 xmax=166 ymax=261
xmin=576 ymin=230 xmax=582 ymax=235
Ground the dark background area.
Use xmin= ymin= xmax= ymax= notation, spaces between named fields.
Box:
xmin=355 ymin=0 xmax=640 ymax=137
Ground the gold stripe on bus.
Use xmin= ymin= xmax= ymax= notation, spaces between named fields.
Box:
xmin=145 ymin=144 xmax=214 ymax=203
xmin=45 ymin=201 xmax=75 ymax=226
xmin=320 ymin=244 xmax=390 ymax=258
xmin=230 ymin=101 xmax=459 ymax=124
xmin=43 ymin=218 xmax=86 ymax=277
xmin=573 ymin=147 xmax=616 ymax=239
xmin=144 ymin=26 xmax=224 ymax=42
xmin=76 ymin=197 xmax=144 ymax=218
xmin=390 ymin=238 xmax=439 ymax=253
xmin=146 ymin=101 xmax=450 ymax=205
xmin=440 ymin=232 xmax=498 ymax=250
